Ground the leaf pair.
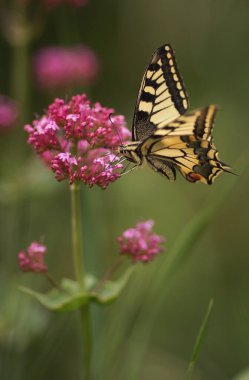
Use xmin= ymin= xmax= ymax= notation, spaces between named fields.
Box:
xmin=19 ymin=267 xmax=134 ymax=312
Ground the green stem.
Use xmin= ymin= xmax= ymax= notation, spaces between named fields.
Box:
xmin=80 ymin=305 xmax=92 ymax=380
xmin=11 ymin=42 xmax=30 ymax=124
xmin=93 ymin=257 xmax=123 ymax=293
xmin=70 ymin=182 xmax=85 ymax=290
xmin=9 ymin=3 xmax=30 ymax=125
xmin=187 ymin=299 xmax=214 ymax=378
xmin=45 ymin=272 xmax=60 ymax=290
xmin=70 ymin=183 xmax=92 ymax=380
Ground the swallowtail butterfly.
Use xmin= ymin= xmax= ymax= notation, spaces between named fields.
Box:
xmin=119 ymin=44 xmax=231 ymax=184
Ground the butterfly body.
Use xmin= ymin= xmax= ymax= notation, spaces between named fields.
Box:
xmin=119 ymin=44 xmax=231 ymax=184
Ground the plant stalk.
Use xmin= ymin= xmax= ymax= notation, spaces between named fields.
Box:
xmin=93 ymin=257 xmax=123 ymax=293
xmin=11 ymin=41 xmax=30 ymax=124
xmin=70 ymin=182 xmax=85 ymax=290
xmin=70 ymin=182 xmax=92 ymax=380
xmin=9 ymin=2 xmax=30 ymax=125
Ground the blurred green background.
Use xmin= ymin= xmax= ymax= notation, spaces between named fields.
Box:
xmin=0 ymin=0 xmax=249 ymax=379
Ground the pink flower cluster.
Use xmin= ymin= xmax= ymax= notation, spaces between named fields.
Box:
xmin=25 ymin=94 xmax=131 ymax=189
xmin=43 ymin=0 xmax=88 ymax=9
xmin=18 ymin=242 xmax=47 ymax=273
xmin=0 ymin=95 xmax=19 ymax=132
xmin=118 ymin=220 xmax=165 ymax=263
xmin=33 ymin=46 xmax=99 ymax=91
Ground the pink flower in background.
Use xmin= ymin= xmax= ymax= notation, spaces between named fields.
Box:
xmin=0 ymin=95 xmax=19 ymax=132
xmin=34 ymin=46 xmax=99 ymax=91
xmin=118 ymin=220 xmax=165 ymax=263
xmin=25 ymin=93 xmax=131 ymax=189
xmin=18 ymin=242 xmax=47 ymax=273
xmin=43 ymin=0 xmax=88 ymax=8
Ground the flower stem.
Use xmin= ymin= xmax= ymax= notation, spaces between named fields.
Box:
xmin=93 ymin=257 xmax=123 ymax=293
xmin=70 ymin=182 xmax=92 ymax=380
xmin=11 ymin=41 xmax=30 ymax=125
xmin=80 ymin=305 xmax=92 ymax=380
xmin=70 ymin=182 xmax=86 ymax=290
xmin=8 ymin=3 xmax=30 ymax=126
xmin=45 ymin=272 xmax=60 ymax=290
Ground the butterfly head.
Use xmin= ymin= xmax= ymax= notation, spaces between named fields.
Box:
xmin=119 ymin=142 xmax=142 ymax=165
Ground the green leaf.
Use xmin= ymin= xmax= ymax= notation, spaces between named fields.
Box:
xmin=187 ymin=299 xmax=214 ymax=378
xmin=91 ymin=266 xmax=135 ymax=304
xmin=19 ymin=268 xmax=134 ymax=311
xmin=19 ymin=276 xmax=97 ymax=312
xmin=232 ymin=368 xmax=249 ymax=380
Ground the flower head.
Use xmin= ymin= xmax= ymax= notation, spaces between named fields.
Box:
xmin=0 ymin=95 xmax=19 ymax=132
xmin=18 ymin=242 xmax=47 ymax=273
xmin=25 ymin=93 xmax=131 ymax=189
xmin=33 ymin=46 xmax=99 ymax=91
xmin=118 ymin=220 xmax=165 ymax=263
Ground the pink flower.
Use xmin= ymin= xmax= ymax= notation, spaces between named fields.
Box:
xmin=43 ymin=0 xmax=88 ymax=8
xmin=25 ymin=93 xmax=131 ymax=189
xmin=0 ymin=95 xmax=19 ymax=132
xmin=18 ymin=242 xmax=47 ymax=273
xmin=118 ymin=220 xmax=165 ymax=263
xmin=33 ymin=46 xmax=99 ymax=91
xmin=80 ymin=152 xmax=123 ymax=189
xmin=51 ymin=152 xmax=80 ymax=183
xmin=24 ymin=116 xmax=60 ymax=153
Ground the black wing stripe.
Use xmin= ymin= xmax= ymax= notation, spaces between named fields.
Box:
xmin=140 ymin=92 xmax=155 ymax=103
xmin=148 ymin=63 xmax=161 ymax=71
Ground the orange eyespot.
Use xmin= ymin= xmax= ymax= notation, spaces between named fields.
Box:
xmin=188 ymin=172 xmax=202 ymax=182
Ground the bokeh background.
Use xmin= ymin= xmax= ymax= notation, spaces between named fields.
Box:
xmin=0 ymin=0 xmax=249 ymax=379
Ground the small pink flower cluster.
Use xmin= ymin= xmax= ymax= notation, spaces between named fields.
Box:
xmin=25 ymin=94 xmax=131 ymax=189
xmin=33 ymin=46 xmax=99 ymax=91
xmin=43 ymin=0 xmax=88 ymax=9
xmin=118 ymin=220 xmax=164 ymax=263
xmin=0 ymin=95 xmax=19 ymax=132
xmin=18 ymin=242 xmax=47 ymax=273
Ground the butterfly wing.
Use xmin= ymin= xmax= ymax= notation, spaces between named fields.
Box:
xmin=146 ymin=156 xmax=177 ymax=181
xmin=142 ymin=105 xmax=231 ymax=184
xmin=149 ymin=105 xmax=217 ymax=140
xmin=132 ymin=44 xmax=189 ymax=142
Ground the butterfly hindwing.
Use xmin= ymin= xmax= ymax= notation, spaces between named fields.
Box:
xmin=150 ymin=105 xmax=217 ymax=140
xmin=192 ymin=104 xmax=217 ymax=141
xmin=146 ymin=156 xmax=176 ymax=180
xmin=132 ymin=44 xmax=189 ymax=142
xmin=141 ymin=106 xmax=231 ymax=184
xmin=174 ymin=139 xmax=231 ymax=184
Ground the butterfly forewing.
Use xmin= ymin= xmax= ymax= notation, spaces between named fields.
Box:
xmin=132 ymin=44 xmax=189 ymax=141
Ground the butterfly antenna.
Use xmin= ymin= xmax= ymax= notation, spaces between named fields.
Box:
xmin=90 ymin=113 xmax=126 ymax=177
xmin=95 ymin=155 xmax=127 ymax=178
xmin=107 ymin=156 xmax=127 ymax=171
xmin=109 ymin=113 xmax=123 ymax=147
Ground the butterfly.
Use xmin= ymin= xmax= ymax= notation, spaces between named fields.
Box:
xmin=119 ymin=44 xmax=232 ymax=184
